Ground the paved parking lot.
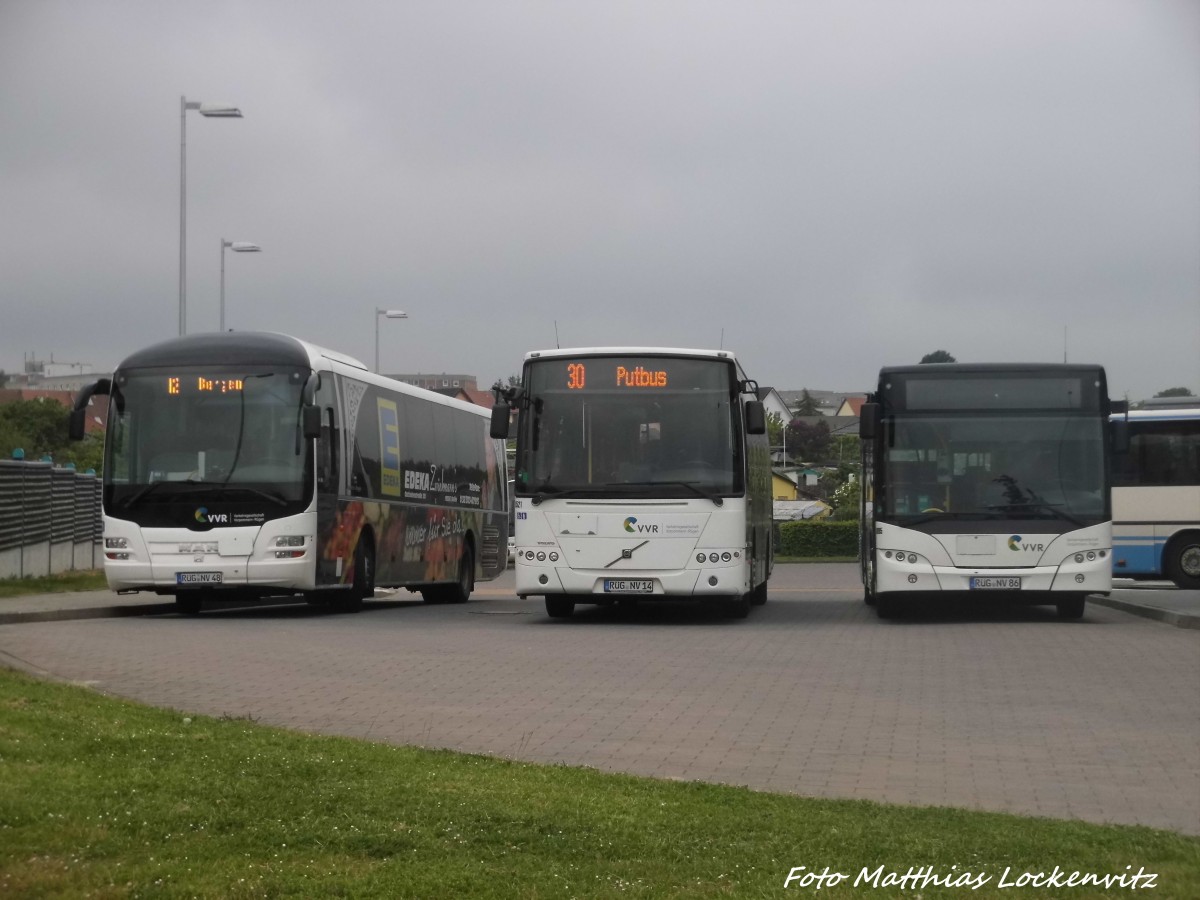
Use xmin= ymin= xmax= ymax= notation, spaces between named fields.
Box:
xmin=1 ymin=563 xmax=1197 ymax=834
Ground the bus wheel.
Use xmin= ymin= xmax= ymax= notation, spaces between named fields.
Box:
xmin=545 ymin=596 xmax=575 ymax=618
xmin=1056 ymin=595 xmax=1086 ymax=620
xmin=175 ymin=593 xmax=203 ymax=615
xmin=446 ymin=545 xmax=475 ymax=604
xmin=750 ymin=581 xmax=768 ymax=606
xmin=339 ymin=541 xmax=373 ymax=612
xmin=1166 ymin=533 xmax=1200 ymax=589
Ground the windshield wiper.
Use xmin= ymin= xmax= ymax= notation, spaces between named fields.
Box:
xmin=120 ymin=481 xmax=205 ymax=509
xmin=529 ymin=485 xmax=621 ymax=506
xmin=621 ymin=481 xmax=724 ymax=506
xmin=217 ymin=486 xmax=289 ymax=507
xmin=983 ymin=501 xmax=1083 ymax=527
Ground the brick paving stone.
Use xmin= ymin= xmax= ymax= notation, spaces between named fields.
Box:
xmin=0 ymin=564 xmax=1197 ymax=834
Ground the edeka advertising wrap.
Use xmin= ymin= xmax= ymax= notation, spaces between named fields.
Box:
xmin=319 ymin=500 xmax=487 ymax=588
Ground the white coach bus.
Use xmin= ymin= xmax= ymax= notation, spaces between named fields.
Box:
xmin=70 ymin=332 xmax=508 ymax=613
xmin=489 ymin=348 xmax=772 ymax=619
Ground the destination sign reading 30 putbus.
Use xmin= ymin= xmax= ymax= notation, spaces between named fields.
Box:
xmin=561 ymin=361 xmax=680 ymax=390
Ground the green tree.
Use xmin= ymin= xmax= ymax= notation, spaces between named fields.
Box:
xmin=785 ymin=418 xmax=831 ymax=463
xmin=792 ymin=389 xmax=822 ymax=416
xmin=766 ymin=411 xmax=785 ymax=450
xmin=0 ymin=369 xmax=7 ymax=388
xmin=829 ymin=477 xmax=861 ymax=520
xmin=1154 ymin=387 xmax=1195 ymax=398
xmin=0 ymin=398 xmax=104 ymax=472
xmin=0 ymin=399 xmax=70 ymax=457
xmin=920 ymin=350 xmax=957 ymax=364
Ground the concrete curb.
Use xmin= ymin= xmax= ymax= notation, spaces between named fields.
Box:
xmin=0 ymin=603 xmax=177 ymax=626
xmin=1088 ymin=595 xmax=1200 ymax=630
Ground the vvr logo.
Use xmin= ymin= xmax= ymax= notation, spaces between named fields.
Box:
xmin=1008 ymin=534 xmax=1044 ymax=552
xmin=623 ymin=516 xmax=659 ymax=534
xmin=195 ymin=507 xmax=228 ymax=525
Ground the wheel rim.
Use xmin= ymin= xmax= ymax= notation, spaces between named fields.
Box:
xmin=1180 ymin=544 xmax=1200 ymax=578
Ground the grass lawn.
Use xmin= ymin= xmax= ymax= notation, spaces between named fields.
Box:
xmin=0 ymin=668 xmax=1197 ymax=898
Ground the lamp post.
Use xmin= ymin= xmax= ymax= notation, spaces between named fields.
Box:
xmin=374 ymin=308 xmax=408 ymax=373
xmin=220 ymin=239 xmax=261 ymax=332
xmin=180 ymin=96 xmax=244 ymax=336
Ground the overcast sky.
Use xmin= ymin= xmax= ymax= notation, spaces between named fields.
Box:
xmin=2 ymin=0 xmax=1197 ymax=400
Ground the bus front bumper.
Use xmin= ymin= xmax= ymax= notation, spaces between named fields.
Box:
xmin=876 ymin=552 xmax=1111 ymax=595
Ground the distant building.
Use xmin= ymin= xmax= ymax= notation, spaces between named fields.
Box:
xmin=755 ymin=387 xmax=792 ymax=424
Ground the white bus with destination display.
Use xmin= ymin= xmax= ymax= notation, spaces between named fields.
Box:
xmin=490 ymin=347 xmax=773 ymax=619
xmin=70 ymin=332 xmax=508 ymax=614
xmin=858 ymin=363 xmax=1121 ymax=620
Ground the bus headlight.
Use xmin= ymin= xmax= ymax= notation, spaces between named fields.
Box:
xmin=274 ymin=535 xmax=305 ymax=547
xmin=105 ymin=537 xmax=129 ymax=549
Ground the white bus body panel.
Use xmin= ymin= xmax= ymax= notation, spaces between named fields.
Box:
xmin=514 ymin=498 xmax=751 ymax=598
xmin=102 ymin=510 xmax=320 ymax=592
xmin=874 ymin=521 xmax=1112 ymax=594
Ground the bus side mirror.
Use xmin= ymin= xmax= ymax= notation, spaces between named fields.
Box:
xmin=490 ymin=403 xmax=511 ymax=439
xmin=69 ymin=378 xmax=111 ymax=441
xmin=1110 ymin=419 xmax=1129 ymax=454
xmin=68 ymin=408 xmax=88 ymax=441
xmin=745 ymin=400 xmax=766 ymax=435
xmin=302 ymin=405 xmax=322 ymax=440
xmin=860 ymin=403 xmax=880 ymax=440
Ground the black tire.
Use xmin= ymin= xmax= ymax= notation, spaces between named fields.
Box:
xmin=420 ymin=588 xmax=442 ymax=604
xmin=750 ymin=580 xmax=768 ymax=606
xmin=1166 ymin=533 xmax=1200 ymax=589
xmin=726 ymin=593 xmax=751 ymax=619
xmin=863 ymin=559 xmax=877 ymax=606
xmin=545 ymin=596 xmax=575 ymax=618
xmin=445 ymin=545 xmax=475 ymax=604
xmin=339 ymin=539 xmax=373 ymax=612
xmin=175 ymin=593 xmax=203 ymax=615
xmin=1056 ymin=595 xmax=1086 ymax=620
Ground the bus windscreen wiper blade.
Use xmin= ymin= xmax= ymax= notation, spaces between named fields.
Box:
xmin=622 ymin=481 xmax=724 ymax=506
xmin=120 ymin=481 xmax=203 ymax=508
xmin=984 ymin=501 xmax=1083 ymax=527
xmin=218 ymin=486 xmax=289 ymax=507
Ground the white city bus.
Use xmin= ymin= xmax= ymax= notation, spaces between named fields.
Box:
xmin=490 ymin=348 xmax=772 ymax=618
xmin=859 ymin=363 xmax=1118 ymax=620
xmin=71 ymin=332 xmax=508 ymax=613
xmin=1110 ymin=401 xmax=1200 ymax=588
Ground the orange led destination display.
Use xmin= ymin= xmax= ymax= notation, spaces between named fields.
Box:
xmin=166 ymin=376 xmax=245 ymax=395
xmin=564 ymin=363 xmax=669 ymax=389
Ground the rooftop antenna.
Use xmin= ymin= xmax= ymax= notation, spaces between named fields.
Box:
xmin=554 ymin=320 xmax=560 ymax=349
xmin=1063 ymin=325 xmax=1068 ymax=363
xmin=719 ymin=327 xmax=724 ymax=350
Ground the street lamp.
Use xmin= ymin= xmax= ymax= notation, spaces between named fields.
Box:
xmin=180 ymin=96 xmax=244 ymax=336
xmin=220 ymin=239 xmax=261 ymax=332
xmin=374 ymin=308 xmax=408 ymax=374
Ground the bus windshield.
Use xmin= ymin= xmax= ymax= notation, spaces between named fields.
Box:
xmin=883 ymin=414 xmax=1107 ymax=523
xmin=104 ymin=365 xmax=314 ymax=521
xmin=516 ymin=356 xmax=743 ymax=500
